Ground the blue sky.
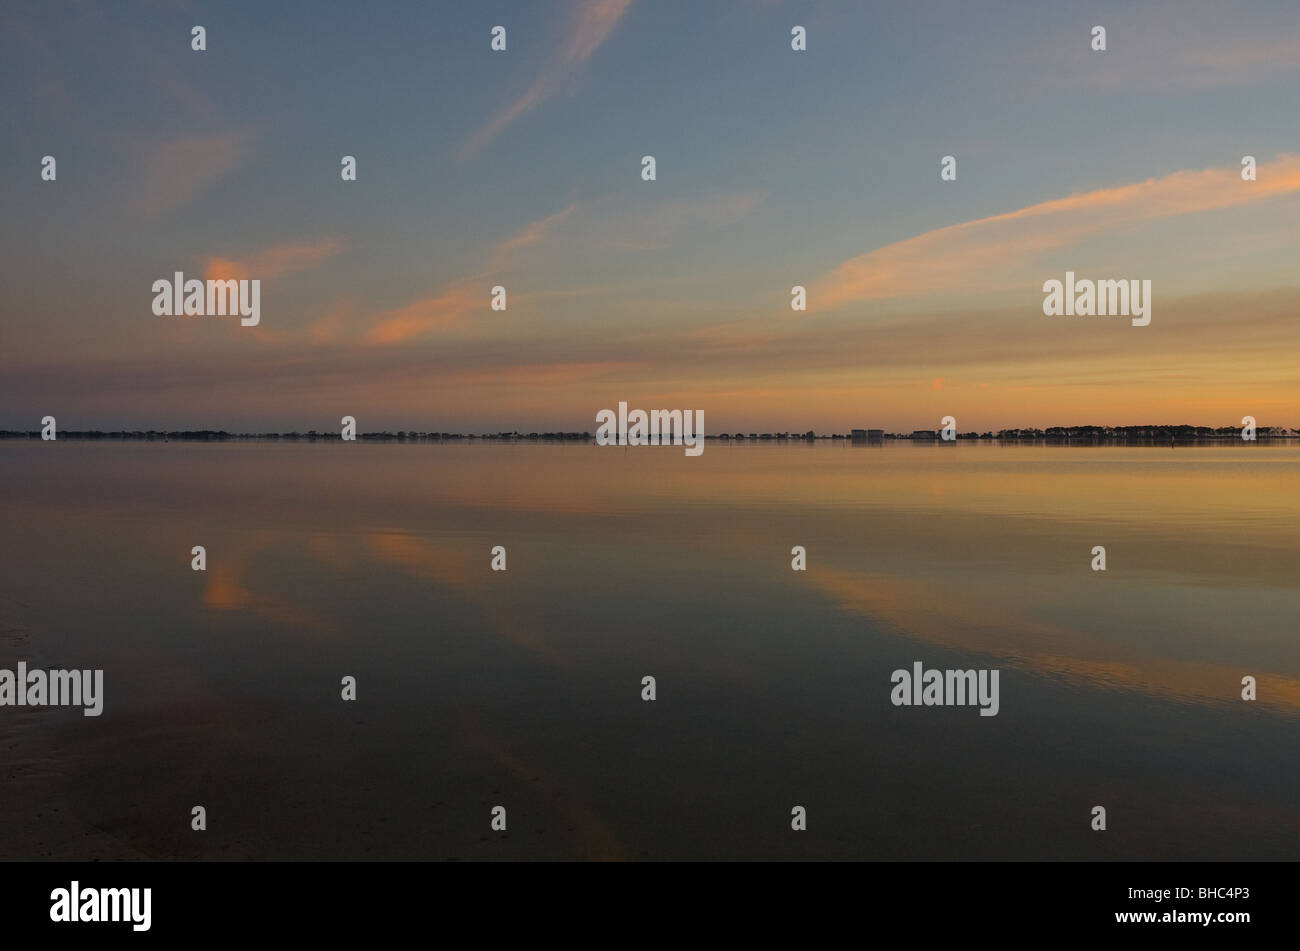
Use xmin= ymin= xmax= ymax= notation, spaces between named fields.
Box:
xmin=2 ymin=0 xmax=1298 ymax=431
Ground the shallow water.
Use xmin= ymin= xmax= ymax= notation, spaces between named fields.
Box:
xmin=1 ymin=440 xmax=1297 ymax=859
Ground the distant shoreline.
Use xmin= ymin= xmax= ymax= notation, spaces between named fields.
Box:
xmin=2 ymin=427 xmax=1296 ymax=444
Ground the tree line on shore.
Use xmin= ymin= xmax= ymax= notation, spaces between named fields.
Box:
xmin=1 ymin=425 xmax=1295 ymax=442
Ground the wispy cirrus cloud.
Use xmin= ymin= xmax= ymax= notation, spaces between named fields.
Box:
xmin=489 ymin=189 xmax=765 ymax=262
xmin=604 ymin=190 xmax=766 ymax=250
xmin=489 ymin=202 xmax=580 ymax=268
xmin=813 ymin=154 xmax=1300 ymax=310
xmin=363 ymin=284 xmax=482 ymax=345
xmin=1019 ymin=2 xmax=1300 ymax=92
xmin=204 ymin=236 xmax=346 ymax=282
xmin=358 ymin=187 xmax=763 ymax=345
xmin=130 ymin=131 xmax=253 ymax=215
xmin=362 ymin=201 xmax=594 ymax=345
xmin=457 ymin=0 xmax=633 ymax=159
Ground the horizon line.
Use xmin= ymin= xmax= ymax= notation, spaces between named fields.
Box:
xmin=2 ymin=423 xmax=1296 ymax=442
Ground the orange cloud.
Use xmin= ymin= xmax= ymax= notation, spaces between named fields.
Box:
xmin=814 ymin=154 xmax=1300 ymax=310
xmin=305 ymin=299 xmax=355 ymax=344
xmin=364 ymin=284 xmax=480 ymax=345
xmin=204 ymin=236 xmax=344 ymax=283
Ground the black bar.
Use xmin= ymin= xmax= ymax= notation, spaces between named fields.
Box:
xmin=1 ymin=860 xmax=1283 ymax=939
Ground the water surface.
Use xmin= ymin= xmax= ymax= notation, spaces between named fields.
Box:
xmin=1 ymin=441 xmax=1297 ymax=859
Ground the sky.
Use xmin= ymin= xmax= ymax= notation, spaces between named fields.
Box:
xmin=2 ymin=0 xmax=1298 ymax=433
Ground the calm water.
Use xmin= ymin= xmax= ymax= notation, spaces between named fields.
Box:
xmin=1 ymin=441 xmax=1297 ymax=859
